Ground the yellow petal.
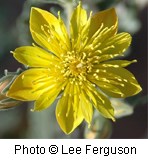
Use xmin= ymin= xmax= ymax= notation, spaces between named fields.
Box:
xmin=98 ymin=33 xmax=132 ymax=61
xmin=7 ymin=68 xmax=53 ymax=101
xmin=34 ymin=81 xmax=67 ymax=111
xmin=12 ymin=46 xmax=60 ymax=68
xmin=79 ymin=92 xmax=93 ymax=125
xmin=56 ymin=83 xmax=84 ymax=134
xmin=88 ymin=66 xmax=142 ymax=98
xmin=30 ymin=7 xmax=66 ymax=40
xmin=70 ymin=2 xmax=87 ymax=40
xmin=89 ymin=81 xmax=123 ymax=98
xmin=88 ymin=8 xmax=117 ymax=38
xmin=30 ymin=7 xmax=69 ymax=57
xmin=102 ymin=60 xmax=137 ymax=68
xmin=83 ymin=81 xmax=115 ymax=121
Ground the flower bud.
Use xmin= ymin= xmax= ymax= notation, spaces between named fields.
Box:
xmin=0 ymin=69 xmax=22 ymax=110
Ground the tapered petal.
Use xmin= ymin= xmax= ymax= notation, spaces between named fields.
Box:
xmin=88 ymin=8 xmax=117 ymax=38
xmin=98 ymin=33 xmax=132 ymax=61
xmin=79 ymin=92 xmax=93 ymax=125
xmin=12 ymin=46 xmax=60 ymax=68
xmin=34 ymin=81 xmax=67 ymax=111
xmin=88 ymin=66 xmax=142 ymax=98
xmin=56 ymin=83 xmax=84 ymax=134
xmin=83 ymin=81 xmax=115 ymax=121
xmin=70 ymin=3 xmax=93 ymax=52
xmin=34 ymin=91 xmax=58 ymax=111
xmin=30 ymin=7 xmax=70 ymax=57
xmin=7 ymin=69 xmax=57 ymax=101
xmin=102 ymin=60 xmax=137 ymax=67
xmin=70 ymin=2 xmax=87 ymax=40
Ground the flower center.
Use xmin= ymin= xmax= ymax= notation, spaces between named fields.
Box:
xmin=61 ymin=51 xmax=92 ymax=83
xmin=69 ymin=60 xmax=85 ymax=76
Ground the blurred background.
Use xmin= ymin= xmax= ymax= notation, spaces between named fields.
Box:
xmin=0 ymin=0 xmax=147 ymax=139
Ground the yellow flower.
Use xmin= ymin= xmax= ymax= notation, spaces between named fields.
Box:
xmin=7 ymin=3 xmax=142 ymax=134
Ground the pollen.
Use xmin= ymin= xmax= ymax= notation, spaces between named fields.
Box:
xmin=60 ymin=49 xmax=102 ymax=84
